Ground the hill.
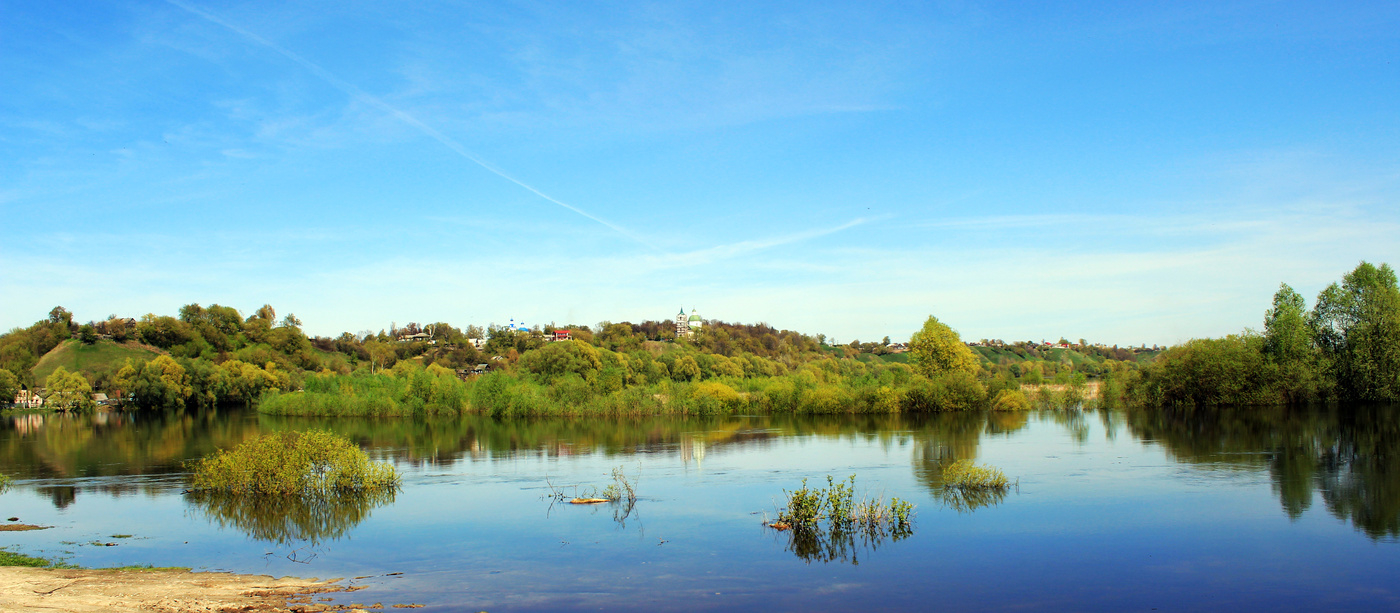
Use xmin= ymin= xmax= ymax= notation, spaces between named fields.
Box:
xmin=31 ymin=339 xmax=163 ymax=385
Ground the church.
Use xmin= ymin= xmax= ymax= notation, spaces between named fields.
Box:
xmin=675 ymin=307 xmax=703 ymax=338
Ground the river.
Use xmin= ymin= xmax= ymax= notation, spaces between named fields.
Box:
xmin=1 ymin=405 xmax=1397 ymax=611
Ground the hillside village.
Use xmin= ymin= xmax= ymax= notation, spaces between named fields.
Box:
xmin=1 ymin=304 xmax=1160 ymax=411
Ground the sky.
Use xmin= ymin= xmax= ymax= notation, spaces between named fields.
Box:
xmin=2 ymin=1 xmax=1398 ymax=345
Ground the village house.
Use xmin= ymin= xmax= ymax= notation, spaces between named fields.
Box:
xmin=13 ymin=389 xmax=44 ymax=409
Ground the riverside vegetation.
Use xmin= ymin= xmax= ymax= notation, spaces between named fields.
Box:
xmin=5 ymin=261 xmax=1390 ymax=417
xmin=0 ymin=302 xmax=1156 ymax=418
xmin=1121 ymin=261 xmax=1400 ymax=408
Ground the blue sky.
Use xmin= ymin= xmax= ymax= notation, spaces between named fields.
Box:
xmin=3 ymin=1 xmax=1398 ymax=345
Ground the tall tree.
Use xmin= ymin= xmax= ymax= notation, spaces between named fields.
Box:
xmin=1264 ymin=284 xmax=1315 ymax=364
xmin=909 ymin=315 xmax=979 ymax=378
xmin=115 ymin=355 xmax=193 ymax=409
xmin=44 ymin=367 xmax=94 ymax=411
xmin=0 ymin=368 xmax=18 ymax=403
xmin=1311 ymin=262 xmax=1400 ymax=401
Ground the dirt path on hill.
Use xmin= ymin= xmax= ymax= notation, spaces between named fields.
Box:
xmin=0 ymin=567 xmax=417 ymax=612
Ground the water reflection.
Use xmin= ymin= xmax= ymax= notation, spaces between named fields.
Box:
xmin=910 ymin=411 xmax=1025 ymax=509
xmin=0 ymin=407 xmax=259 ymax=481
xmin=7 ymin=404 xmax=1397 ymax=539
xmin=932 ymin=485 xmax=1010 ymax=513
xmin=1127 ymin=404 xmax=1400 ymax=541
xmin=186 ymin=489 xmax=398 ymax=545
xmin=780 ymin=520 xmax=914 ymax=565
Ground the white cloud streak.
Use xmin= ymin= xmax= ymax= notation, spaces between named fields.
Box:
xmin=163 ymin=0 xmax=655 ymax=249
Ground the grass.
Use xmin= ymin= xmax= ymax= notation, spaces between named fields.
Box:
xmin=775 ymin=475 xmax=915 ymax=531
xmin=101 ymin=564 xmax=191 ymax=571
xmin=770 ymin=475 xmax=916 ymax=564
xmin=0 ymin=548 xmax=76 ymax=568
xmin=0 ymin=548 xmax=185 ymax=571
xmin=187 ymin=430 xmax=399 ymax=495
xmin=31 ymin=338 xmax=161 ymax=384
xmin=941 ymin=460 xmax=1010 ymax=489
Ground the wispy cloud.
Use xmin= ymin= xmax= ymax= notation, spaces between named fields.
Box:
xmin=646 ymin=217 xmax=878 ymax=269
xmin=164 ymin=0 xmax=654 ymax=250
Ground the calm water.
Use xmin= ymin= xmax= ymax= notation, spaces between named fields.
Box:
xmin=1 ymin=406 xmax=1398 ymax=611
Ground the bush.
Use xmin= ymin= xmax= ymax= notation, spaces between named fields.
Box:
xmin=990 ymin=389 xmax=1031 ymax=411
xmin=941 ymin=459 xmax=1009 ymax=489
xmin=187 ymin=430 xmax=399 ymax=495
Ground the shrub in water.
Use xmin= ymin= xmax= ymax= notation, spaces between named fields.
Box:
xmin=991 ymin=389 xmax=1031 ymax=411
xmin=187 ymin=430 xmax=399 ymax=495
xmin=941 ymin=459 xmax=1009 ymax=490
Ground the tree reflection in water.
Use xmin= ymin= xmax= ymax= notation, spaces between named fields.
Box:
xmin=186 ymin=488 xmax=396 ymax=545
xmin=910 ymin=410 xmax=1024 ymax=512
xmin=1127 ymin=403 xmax=1400 ymax=541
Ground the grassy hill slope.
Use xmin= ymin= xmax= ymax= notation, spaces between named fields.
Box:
xmin=32 ymin=339 xmax=163 ymax=384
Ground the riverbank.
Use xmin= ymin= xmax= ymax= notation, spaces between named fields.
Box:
xmin=0 ymin=567 xmax=375 ymax=612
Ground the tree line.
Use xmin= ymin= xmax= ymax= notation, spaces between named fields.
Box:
xmin=1125 ymin=261 xmax=1400 ymax=408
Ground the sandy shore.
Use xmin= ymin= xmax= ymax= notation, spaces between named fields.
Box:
xmin=0 ymin=567 xmax=414 ymax=612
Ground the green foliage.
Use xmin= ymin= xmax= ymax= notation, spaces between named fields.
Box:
xmin=0 ymin=548 xmax=73 ymax=568
xmin=902 ymin=370 xmax=988 ymax=412
xmin=773 ymin=475 xmax=916 ymax=564
xmin=1128 ymin=335 xmax=1280 ymax=408
xmin=990 ymin=389 xmax=1031 ymax=411
xmin=777 ymin=475 xmax=915 ymax=530
xmin=1127 ymin=261 xmax=1400 ymax=408
xmin=1311 ymin=262 xmax=1400 ymax=401
xmin=908 ymin=316 xmax=978 ymax=378
xmin=519 ymin=341 xmax=602 ymax=382
xmin=0 ymin=369 xmax=18 ymax=404
xmin=941 ymin=459 xmax=1009 ymax=489
xmin=43 ymin=366 xmax=94 ymax=411
xmin=187 ymin=430 xmax=399 ymax=495
xmin=115 ymin=355 xmax=193 ymax=409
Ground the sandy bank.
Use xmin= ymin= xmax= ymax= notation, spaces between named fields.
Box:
xmin=0 ymin=566 xmax=391 ymax=612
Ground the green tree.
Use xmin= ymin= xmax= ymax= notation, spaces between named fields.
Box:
xmin=218 ymin=360 xmax=281 ymax=404
xmin=519 ymin=341 xmax=602 ymax=381
xmin=1311 ymin=262 xmax=1400 ymax=401
xmin=1263 ymin=283 xmax=1324 ymax=401
xmin=1265 ymin=284 xmax=1313 ymax=363
xmin=135 ymin=314 xmax=195 ymax=349
xmin=44 ymin=366 xmax=94 ymax=411
xmin=79 ymin=324 xmax=98 ymax=345
xmin=909 ymin=316 xmax=978 ymax=378
xmin=364 ymin=340 xmax=396 ymax=373
xmin=0 ymin=368 xmax=19 ymax=403
xmin=48 ymin=306 xmax=73 ymax=326
xmin=115 ymin=355 xmax=193 ymax=409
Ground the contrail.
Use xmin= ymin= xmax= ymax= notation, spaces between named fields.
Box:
xmin=165 ymin=0 xmax=654 ymax=249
